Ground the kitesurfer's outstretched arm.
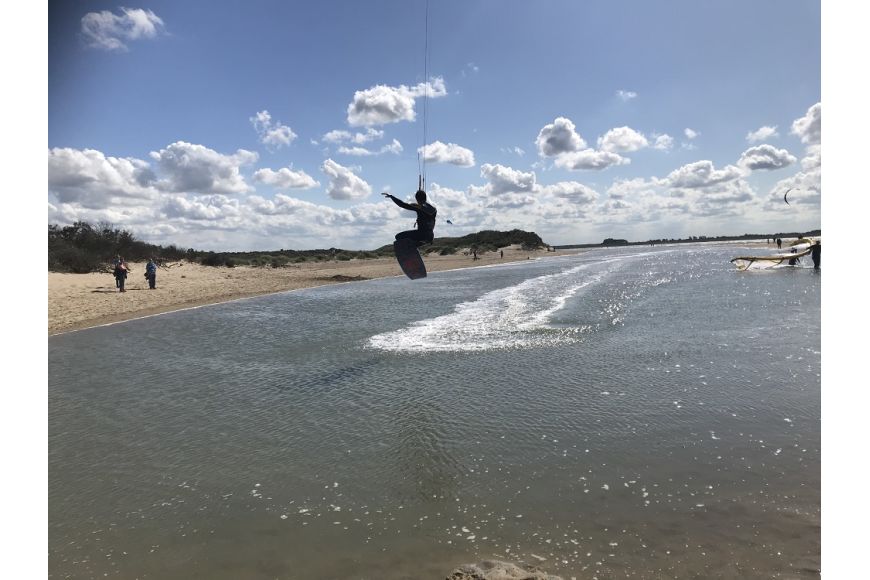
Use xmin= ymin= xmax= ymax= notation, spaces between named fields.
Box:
xmin=382 ymin=192 xmax=437 ymax=220
xmin=382 ymin=192 xmax=417 ymax=212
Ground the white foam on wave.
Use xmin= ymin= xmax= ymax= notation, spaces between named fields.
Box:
xmin=367 ymin=261 xmax=613 ymax=353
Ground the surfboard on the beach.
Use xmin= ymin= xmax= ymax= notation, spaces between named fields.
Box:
xmin=393 ymin=239 xmax=427 ymax=280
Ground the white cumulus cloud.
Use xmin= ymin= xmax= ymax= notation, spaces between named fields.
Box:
xmin=250 ymin=110 xmax=297 ymax=149
xmin=419 ymin=141 xmax=475 ymax=167
xmin=48 ymin=147 xmax=158 ymax=207
xmin=48 ymin=201 xmax=158 ymax=229
xmin=425 ymin=182 xmax=485 ymax=227
xmin=554 ymin=149 xmax=629 ymax=171
xmin=338 ymin=139 xmax=403 ymax=157
xmin=606 ymin=177 xmax=662 ymax=200
xmin=479 ymin=163 xmax=536 ymax=195
xmin=253 ymin=167 xmax=320 ymax=189
xmin=540 ymin=181 xmax=599 ymax=204
xmin=689 ymin=180 xmax=755 ymax=216
xmin=771 ymin=170 xmax=821 ymax=206
xmin=801 ymin=144 xmax=821 ymax=171
xmin=81 ymin=7 xmax=166 ymax=51
xmin=536 ymin=120 xmax=647 ymax=170
xmin=791 ymin=102 xmax=821 ymax=145
xmin=484 ymin=193 xmax=538 ymax=209
xmin=322 ymin=128 xmax=385 ymax=144
xmin=684 ymin=128 xmax=700 ymax=139
xmin=149 ymin=141 xmax=257 ymax=194
xmin=616 ymin=90 xmax=638 ymax=102
xmin=598 ymin=126 xmax=649 ymax=153
xmin=665 ymin=160 xmax=742 ymax=189
xmin=746 ymin=125 xmax=779 ymax=143
xmin=535 ymin=117 xmax=587 ymax=157
xmin=321 ymin=159 xmax=372 ymax=200
xmin=738 ymin=144 xmax=796 ymax=171
xmin=652 ymin=134 xmax=674 ymax=151
xmin=163 ymin=194 xmax=240 ymax=221
xmin=346 ymin=78 xmax=447 ymax=127
xmin=248 ymin=194 xmax=321 ymax=216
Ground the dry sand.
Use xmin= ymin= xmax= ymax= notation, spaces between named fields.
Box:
xmin=48 ymin=246 xmax=578 ymax=335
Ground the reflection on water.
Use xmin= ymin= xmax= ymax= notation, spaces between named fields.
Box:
xmin=49 ymin=245 xmax=820 ymax=578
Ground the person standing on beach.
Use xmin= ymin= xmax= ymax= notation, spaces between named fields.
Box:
xmin=145 ymin=258 xmax=158 ymax=289
xmin=112 ymin=255 xmax=122 ymax=288
xmin=811 ymin=240 xmax=821 ymax=270
xmin=382 ymin=190 xmax=437 ymax=246
xmin=114 ymin=257 xmax=130 ymax=292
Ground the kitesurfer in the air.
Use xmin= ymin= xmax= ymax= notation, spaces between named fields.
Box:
xmin=383 ymin=189 xmax=437 ymax=246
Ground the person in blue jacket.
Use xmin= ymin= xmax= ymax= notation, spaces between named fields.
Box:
xmin=145 ymin=258 xmax=158 ymax=289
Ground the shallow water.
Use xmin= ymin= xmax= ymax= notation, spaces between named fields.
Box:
xmin=49 ymin=244 xmax=820 ymax=578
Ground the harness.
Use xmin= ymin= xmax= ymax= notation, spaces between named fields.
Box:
xmin=416 ymin=204 xmax=437 ymax=232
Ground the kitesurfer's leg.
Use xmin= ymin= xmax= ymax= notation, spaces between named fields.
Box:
xmin=417 ymin=232 xmax=433 ymax=248
xmin=396 ymin=230 xmax=432 ymax=247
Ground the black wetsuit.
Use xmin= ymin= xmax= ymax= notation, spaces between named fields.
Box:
xmin=388 ymin=195 xmax=437 ymax=245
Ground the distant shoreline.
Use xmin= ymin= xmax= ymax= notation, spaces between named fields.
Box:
xmin=48 ymin=246 xmax=581 ymax=335
xmin=48 ymin=238 xmax=812 ymax=336
xmin=553 ymin=231 xmax=819 ymax=250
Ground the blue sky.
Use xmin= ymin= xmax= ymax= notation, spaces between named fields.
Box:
xmin=48 ymin=0 xmax=821 ymax=251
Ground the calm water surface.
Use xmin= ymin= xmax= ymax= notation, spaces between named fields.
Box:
xmin=49 ymin=244 xmax=820 ymax=578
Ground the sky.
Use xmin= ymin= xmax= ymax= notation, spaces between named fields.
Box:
xmin=46 ymin=0 xmax=822 ymax=251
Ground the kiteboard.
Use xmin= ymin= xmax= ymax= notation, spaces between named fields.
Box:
xmin=394 ymin=239 xmax=427 ymax=279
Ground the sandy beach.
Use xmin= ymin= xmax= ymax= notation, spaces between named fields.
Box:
xmin=48 ymin=246 xmax=576 ymax=335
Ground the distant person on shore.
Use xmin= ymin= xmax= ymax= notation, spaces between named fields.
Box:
xmin=811 ymin=240 xmax=821 ymax=270
xmin=145 ymin=258 xmax=158 ymax=289
xmin=776 ymin=238 xmax=782 ymax=250
xmin=500 ymin=250 xmax=503 ymax=259
xmin=382 ymin=190 xmax=437 ymax=246
xmin=112 ymin=255 xmax=122 ymax=288
xmin=114 ymin=257 xmax=130 ymax=292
